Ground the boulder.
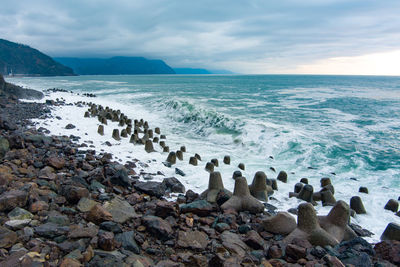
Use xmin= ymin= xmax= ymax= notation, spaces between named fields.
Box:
xmin=142 ymin=215 xmax=173 ymax=241
xmin=87 ymin=204 xmax=113 ymax=224
xmin=104 ymin=197 xmax=138 ymax=223
xmin=238 ymin=163 xmax=245 ymax=170
xmin=115 ymin=231 xmax=140 ymax=254
xmin=177 ymin=230 xmax=209 ymax=250
xmin=0 ymin=226 xmax=17 ymax=248
xmin=48 ymin=156 xmax=65 ymax=169
xmin=221 ymin=177 xmax=264 ymax=214
xmin=350 ymin=196 xmax=366 ymax=214
xmin=180 ymin=199 xmax=214 ymax=216
xmin=205 ymin=162 xmax=214 ymax=173
xmin=77 ymin=198 xmax=98 ymax=213
xmin=243 ymin=230 xmax=265 ymax=250
xmin=374 ymin=240 xmax=400 ymax=266
xmin=249 ymin=171 xmax=273 ymax=201
xmin=61 ymin=185 xmax=89 ymax=204
xmin=284 ymin=203 xmax=339 ymax=247
xmin=134 ymin=181 xmax=166 ymax=198
xmin=0 ymin=136 xmax=10 ymax=159
xmin=0 ymin=190 xmax=28 ymax=211
xmin=98 ymin=231 xmax=116 ymax=251
xmin=161 ymin=177 xmax=185 ymax=193
xmin=318 ymin=200 xmax=357 ymax=242
xmin=262 ymin=212 xmax=297 ymax=235
xmin=223 ymin=155 xmax=230 ymax=165
xmin=200 ymin=172 xmax=232 ymax=203
xmin=166 ymin=152 xmax=176 ymax=165
xmin=34 ymin=222 xmax=69 ymax=238
xmin=277 ymin=171 xmax=287 ymax=183
xmin=189 ymin=156 xmax=198 ymax=166
xmin=220 ymin=231 xmax=249 ymax=258
xmin=381 ymin=223 xmax=400 ymax=241
xmin=232 ymin=170 xmax=242 ymax=180
xmin=384 ymin=199 xmax=399 ymax=213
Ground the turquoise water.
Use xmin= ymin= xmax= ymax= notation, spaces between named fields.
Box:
xmin=9 ymin=74 xmax=400 ymax=239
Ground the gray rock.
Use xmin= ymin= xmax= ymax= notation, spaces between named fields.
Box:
xmin=115 ymin=231 xmax=140 ymax=254
xmin=104 ymin=197 xmax=138 ymax=224
xmin=34 ymin=222 xmax=69 ymax=238
xmin=177 ymin=230 xmax=209 ymax=250
xmin=134 ymin=181 xmax=166 ymax=198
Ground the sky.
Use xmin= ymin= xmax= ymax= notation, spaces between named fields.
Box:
xmin=1 ymin=0 xmax=400 ymax=75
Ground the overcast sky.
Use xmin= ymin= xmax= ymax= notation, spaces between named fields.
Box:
xmin=1 ymin=0 xmax=400 ymax=74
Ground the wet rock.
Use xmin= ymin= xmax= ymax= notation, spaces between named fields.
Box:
xmin=166 ymin=152 xmax=176 ymax=165
xmin=106 ymin=164 xmax=130 ymax=187
xmin=65 ymin=123 xmax=76 ymax=129
xmin=29 ymin=200 xmax=49 ymax=213
xmin=349 ymin=223 xmax=373 ymax=237
xmin=134 ymin=181 xmax=166 ymax=198
xmin=142 ymin=215 xmax=173 ymax=241
xmin=359 ymin=186 xmax=368 ymax=194
xmin=68 ymin=225 xmax=98 ymax=239
xmin=298 ymin=184 xmax=314 ymax=203
xmin=384 ymin=199 xmax=399 ymax=213
xmin=115 ymin=231 xmax=140 ymax=254
xmin=104 ymin=197 xmax=137 ymax=223
xmin=238 ymin=163 xmax=245 ymax=170
xmin=277 ymin=171 xmax=287 ymax=183
xmin=223 ymin=155 xmax=230 ymax=165
xmin=321 ymin=190 xmax=336 ymax=206
xmin=155 ymin=200 xmax=178 ymax=218
xmin=177 ymin=230 xmax=209 ymax=250
xmin=0 ymin=190 xmax=28 ymax=211
xmin=5 ymin=219 xmax=31 ymax=230
xmin=180 ymin=199 xmax=214 ymax=216
xmin=285 ymin=243 xmax=307 ymax=262
xmin=323 ymin=255 xmax=345 ymax=267
xmin=161 ymin=177 xmax=185 ymax=193
xmin=350 ymin=196 xmax=366 ymax=214
xmin=262 ymin=212 xmax=296 ymax=235
xmin=381 ymin=223 xmax=400 ymax=241
xmin=189 ymin=156 xmax=198 ymax=166
xmin=0 ymin=226 xmax=17 ymax=248
xmin=205 ymin=162 xmax=214 ymax=173
xmin=8 ymin=207 xmax=33 ymax=220
xmin=232 ymin=170 xmax=242 ymax=180
xmin=175 ymin=168 xmax=186 ymax=176
xmin=201 ymin=171 xmax=232 ymax=203
xmin=87 ymin=204 xmax=113 ymax=224
xmin=334 ymin=237 xmax=374 ymax=267
xmin=99 ymin=221 xmax=122 ymax=234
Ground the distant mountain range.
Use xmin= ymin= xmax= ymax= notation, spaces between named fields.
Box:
xmin=0 ymin=38 xmax=232 ymax=76
xmin=0 ymin=39 xmax=75 ymax=76
xmin=55 ymin=57 xmax=175 ymax=75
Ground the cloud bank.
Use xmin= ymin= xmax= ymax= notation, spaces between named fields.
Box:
xmin=1 ymin=0 xmax=400 ymax=74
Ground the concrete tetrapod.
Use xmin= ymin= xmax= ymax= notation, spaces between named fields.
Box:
xmin=200 ymin=172 xmax=232 ymax=203
xmin=249 ymin=171 xmax=273 ymax=202
xmin=284 ymin=203 xmax=339 ymax=247
xmin=221 ymin=177 xmax=264 ymax=214
xmin=318 ymin=200 xmax=357 ymax=242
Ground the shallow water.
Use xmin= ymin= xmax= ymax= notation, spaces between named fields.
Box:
xmin=9 ymin=74 xmax=400 ymax=242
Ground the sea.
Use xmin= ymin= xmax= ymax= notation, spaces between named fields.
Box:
xmin=8 ymin=74 xmax=400 ymax=242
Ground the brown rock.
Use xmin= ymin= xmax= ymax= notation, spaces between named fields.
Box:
xmin=262 ymin=212 xmax=296 ymax=235
xmin=68 ymin=225 xmax=98 ymax=238
xmin=220 ymin=231 xmax=249 ymax=258
xmin=0 ymin=190 xmax=28 ymax=211
xmin=87 ymin=204 xmax=113 ymax=224
xmin=243 ymin=230 xmax=264 ymax=250
xmin=29 ymin=201 xmax=49 ymax=213
xmin=374 ymin=240 xmax=400 ymax=265
xmin=322 ymin=254 xmax=345 ymax=267
xmin=62 ymin=185 xmax=89 ymax=204
xmin=177 ymin=230 xmax=209 ymax=250
xmin=142 ymin=215 xmax=173 ymax=241
xmin=59 ymin=257 xmax=83 ymax=267
xmin=268 ymin=245 xmax=283 ymax=259
xmin=285 ymin=244 xmax=307 ymax=262
xmin=0 ymin=226 xmax=17 ymax=248
xmin=82 ymin=245 xmax=94 ymax=263
xmin=98 ymin=231 xmax=116 ymax=251
xmin=48 ymin=156 xmax=66 ymax=169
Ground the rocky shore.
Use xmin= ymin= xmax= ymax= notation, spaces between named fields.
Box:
xmin=0 ymin=76 xmax=399 ymax=266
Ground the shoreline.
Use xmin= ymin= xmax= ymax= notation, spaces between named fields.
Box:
xmin=0 ymin=79 xmax=399 ymax=266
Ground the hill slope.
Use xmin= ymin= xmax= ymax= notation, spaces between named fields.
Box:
xmin=55 ymin=57 xmax=176 ymax=75
xmin=0 ymin=39 xmax=75 ymax=76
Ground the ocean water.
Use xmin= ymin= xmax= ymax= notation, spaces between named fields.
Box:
xmin=9 ymin=74 xmax=400 ymax=242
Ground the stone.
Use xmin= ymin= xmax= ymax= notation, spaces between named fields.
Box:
xmin=106 ymin=163 xmax=130 ymax=187
xmin=29 ymin=200 xmax=49 ymax=213
xmin=384 ymin=199 xmax=399 ymax=213
xmin=115 ymin=231 xmax=140 ymax=254
xmin=155 ymin=201 xmax=178 ymax=218
xmin=262 ymin=212 xmax=297 ymax=235
xmin=221 ymin=177 xmax=264 ymax=214
xmin=142 ymin=215 xmax=173 ymax=241
xmin=200 ymin=171 xmax=232 ymax=203
xmin=223 ymin=155 xmax=230 ymax=165
xmin=277 ymin=171 xmax=287 ymax=183
xmin=249 ymin=171 xmax=273 ymax=201
xmin=48 ymin=156 xmax=65 ymax=169
xmin=238 ymin=163 xmax=245 ymax=170
xmin=284 ymin=203 xmax=339 ymax=247
xmin=177 ymin=230 xmax=209 ymax=250
xmin=8 ymin=207 xmax=33 ymax=220
xmin=285 ymin=243 xmax=307 ymax=261
xmin=350 ymin=196 xmax=366 ymax=214
xmin=98 ymin=231 xmax=116 ymax=251
xmin=77 ymin=197 xmax=98 ymax=212
xmin=145 ymin=140 xmax=155 ymax=153
xmin=232 ymin=170 xmax=242 ymax=179
xmin=61 ymin=185 xmax=89 ymax=204
xmin=68 ymin=225 xmax=98 ymax=239
xmin=65 ymin=123 xmax=76 ymax=129
xmin=175 ymin=168 xmax=185 ymax=176
xmin=5 ymin=219 xmax=31 ymax=230
xmin=320 ymin=177 xmax=331 ymax=187
xmin=205 ymin=162 xmax=214 ymax=173
xmin=0 ymin=136 xmax=10 ymax=159
xmin=112 ymin=129 xmax=121 ymax=141
xmin=359 ymin=186 xmax=368 ymax=194
xmin=134 ymin=181 xmax=166 ymax=198
xmin=47 ymin=210 xmax=70 ymax=226
xmin=381 ymin=223 xmax=400 ymax=241
xmin=166 ymin=152 xmax=176 ymax=165
xmin=60 ymin=258 xmax=82 ymax=267
xmin=189 ymin=156 xmax=198 ymax=166
xmin=98 ymin=125 xmax=104 ymax=135
xmin=321 ymin=190 xmax=336 ymax=206
xmin=0 ymin=190 xmax=28 ymax=211
xmin=162 ymin=177 xmax=185 ymax=193
xmin=0 ymin=226 xmax=17 ymax=248
xmin=243 ymin=230 xmax=264 ymax=250
xmin=334 ymin=237 xmax=375 ymax=267
xmin=220 ymin=231 xmax=249 ymax=258
xmin=318 ymin=200 xmax=357 ymax=243
xmin=323 ymin=255 xmax=345 ymax=267
xmin=180 ymin=200 xmax=214 ymax=216
xmin=104 ymin=197 xmax=137 ymax=223
xmin=100 ymin=221 xmax=123 ymax=234
xmin=374 ymin=240 xmax=400 ymax=266
xmin=87 ymin=204 xmax=113 ymax=224
xmin=176 ymin=150 xmax=183 ymax=160
xmin=34 ymin=222 xmax=69 ymax=238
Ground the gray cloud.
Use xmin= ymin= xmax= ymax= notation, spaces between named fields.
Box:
xmin=1 ymin=0 xmax=400 ymax=73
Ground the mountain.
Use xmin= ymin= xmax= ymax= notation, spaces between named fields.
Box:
xmin=173 ymin=68 xmax=235 ymax=74
xmin=55 ymin=57 xmax=175 ymax=75
xmin=0 ymin=74 xmax=43 ymax=99
xmin=0 ymin=39 xmax=75 ymax=76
